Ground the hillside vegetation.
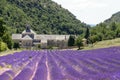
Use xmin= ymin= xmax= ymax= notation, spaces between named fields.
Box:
xmin=0 ymin=0 xmax=89 ymax=34
xmin=105 ymin=11 xmax=120 ymax=24
xmin=89 ymin=11 xmax=120 ymax=43
xmin=0 ymin=18 xmax=13 ymax=52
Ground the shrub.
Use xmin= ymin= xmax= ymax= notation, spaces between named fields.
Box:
xmin=0 ymin=41 xmax=8 ymax=52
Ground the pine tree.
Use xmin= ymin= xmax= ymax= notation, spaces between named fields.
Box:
xmin=84 ymin=27 xmax=90 ymax=44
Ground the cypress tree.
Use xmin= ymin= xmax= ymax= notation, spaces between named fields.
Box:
xmin=68 ymin=35 xmax=75 ymax=46
xmin=84 ymin=27 xmax=90 ymax=44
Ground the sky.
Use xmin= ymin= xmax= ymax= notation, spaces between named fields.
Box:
xmin=52 ymin=0 xmax=120 ymax=24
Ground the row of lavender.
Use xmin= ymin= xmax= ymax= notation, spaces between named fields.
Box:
xmin=0 ymin=51 xmax=42 ymax=80
xmin=0 ymin=47 xmax=120 ymax=80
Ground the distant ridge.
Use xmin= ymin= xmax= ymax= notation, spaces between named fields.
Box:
xmin=104 ymin=11 xmax=120 ymax=24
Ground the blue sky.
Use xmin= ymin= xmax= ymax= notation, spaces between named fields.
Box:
xmin=52 ymin=0 xmax=120 ymax=24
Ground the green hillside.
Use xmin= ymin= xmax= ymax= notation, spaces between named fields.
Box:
xmin=90 ymin=11 xmax=120 ymax=43
xmin=0 ymin=0 xmax=89 ymax=34
xmin=105 ymin=11 xmax=120 ymax=24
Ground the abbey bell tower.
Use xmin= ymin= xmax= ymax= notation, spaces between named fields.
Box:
xmin=26 ymin=25 xmax=31 ymax=32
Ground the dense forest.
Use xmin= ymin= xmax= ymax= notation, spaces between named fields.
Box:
xmin=0 ymin=0 xmax=89 ymax=34
xmin=89 ymin=11 xmax=120 ymax=43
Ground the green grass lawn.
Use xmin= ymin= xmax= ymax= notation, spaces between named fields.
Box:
xmin=84 ymin=38 xmax=120 ymax=50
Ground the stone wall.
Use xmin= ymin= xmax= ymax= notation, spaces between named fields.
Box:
xmin=47 ymin=40 xmax=68 ymax=48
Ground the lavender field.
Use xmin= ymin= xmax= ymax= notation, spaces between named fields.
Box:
xmin=0 ymin=47 xmax=120 ymax=80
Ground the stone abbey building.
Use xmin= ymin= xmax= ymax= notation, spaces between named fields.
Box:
xmin=12 ymin=26 xmax=70 ymax=48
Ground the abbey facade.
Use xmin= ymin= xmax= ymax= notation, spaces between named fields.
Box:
xmin=12 ymin=26 xmax=70 ymax=49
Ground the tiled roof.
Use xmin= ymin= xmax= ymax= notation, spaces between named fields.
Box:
xmin=12 ymin=33 xmax=70 ymax=40
xmin=12 ymin=34 xmax=22 ymax=39
xmin=34 ymin=35 xmax=41 ymax=40
xmin=35 ymin=35 xmax=70 ymax=40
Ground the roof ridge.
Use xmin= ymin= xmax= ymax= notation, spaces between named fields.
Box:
xmin=22 ymin=35 xmax=32 ymax=40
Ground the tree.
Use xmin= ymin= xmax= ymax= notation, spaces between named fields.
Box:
xmin=89 ymin=35 xmax=99 ymax=44
xmin=0 ymin=39 xmax=8 ymax=52
xmin=2 ymin=33 xmax=13 ymax=49
xmin=97 ymin=33 xmax=103 ymax=41
xmin=0 ymin=18 xmax=7 ymax=37
xmin=110 ymin=22 xmax=117 ymax=31
xmin=116 ymin=27 xmax=120 ymax=37
xmin=84 ymin=27 xmax=90 ymax=44
xmin=105 ymin=31 xmax=116 ymax=39
xmin=16 ymin=28 xmax=20 ymax=33
xmin=13 ymin=42 xmax=20 ymax=50
xmin=0 ymin=18 xmax=13 ymax=50
xmin=68 ymin=35 xmax=75 ymax=46
xmin=75 ymin=37 xmax=83 ymax=50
